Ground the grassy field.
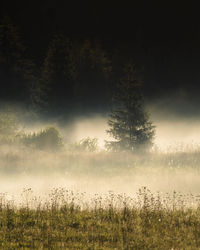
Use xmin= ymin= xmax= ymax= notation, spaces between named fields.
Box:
xmin=1 ymin=147 xmax=200 ymax=248
xmin=0 ymin=188 xmax=200 ymax=249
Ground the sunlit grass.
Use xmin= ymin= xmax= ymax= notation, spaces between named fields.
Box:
xmin=1 ymin=146 xmax=200 ymax=248
xmin=0 ymin=187 xmax=200 ymax=249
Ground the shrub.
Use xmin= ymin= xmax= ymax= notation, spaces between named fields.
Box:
xmin=69 ymin=137 xmax=98 ymax=152
xmin=23 ymin=126 xmax=63 ymax=151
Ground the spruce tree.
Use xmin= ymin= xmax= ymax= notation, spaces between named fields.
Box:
xmin=106 ymin=63 xmax=155 ymax=152
xmin=0 ymin=15 xmax=37 ymax=106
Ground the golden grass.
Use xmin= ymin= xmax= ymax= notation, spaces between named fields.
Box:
xmin=0 ymin=187 xmax=200 ymax=249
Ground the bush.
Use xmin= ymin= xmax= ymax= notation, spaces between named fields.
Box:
xmin=23 ymin=126 xmax=64 ymax=151
xmin=69 ymin=137 xmax=98 ymax=152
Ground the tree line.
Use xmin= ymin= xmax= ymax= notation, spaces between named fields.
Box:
xmin=0 ymin=16 xmax=112 ymax=113
xmin=0 ymin=16 xmax=155 ymax=152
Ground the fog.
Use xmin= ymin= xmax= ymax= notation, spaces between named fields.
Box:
xmin=1 ymin=107 xmax=200 ymax=206
xmin=149 ymin=100 xmax=200 ymax=151
xmin=56 ymin=113 xmax=200 ymax=152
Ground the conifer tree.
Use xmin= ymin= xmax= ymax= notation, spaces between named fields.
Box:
xmin=0 ymin=15 xmax=37 ymax=105
xmin=42 ymin=36 xmax=112 ymax=111
xmin=106 ymin=63 xmax=155 ymax=152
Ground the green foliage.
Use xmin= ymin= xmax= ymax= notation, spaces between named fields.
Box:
xmin=23 ymin=126 xmax=63 ymax=151
xmin=106 ymin=63 xmax=155 ymax=152
xmin=69 ymin=137 xmax=99 ymax=152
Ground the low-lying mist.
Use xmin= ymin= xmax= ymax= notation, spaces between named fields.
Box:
xmin=1 ymin=107 xmax=200 ymax=206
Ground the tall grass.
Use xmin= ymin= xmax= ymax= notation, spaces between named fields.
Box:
xmin=0 ymin=187 xmax=200 ymax=249
xmin=1 ymin=145 xmax=200 ymax=248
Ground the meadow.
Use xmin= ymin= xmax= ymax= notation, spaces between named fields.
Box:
xmin=0 ymin=187 xmax=200 ymax=249
xmin=0 ymin=145 xmax=200 ymax=248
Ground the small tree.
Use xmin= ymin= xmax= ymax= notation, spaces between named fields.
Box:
xmin=106 ymin=63 xmax=155 ymax=152
xmin=23 ymin=126 xmax=63 ymax=151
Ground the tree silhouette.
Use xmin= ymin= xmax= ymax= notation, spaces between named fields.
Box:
xmin=106 ymin=63 xmax=155 ymax=152
xmin=0 ymin=15 xmax=37 ymax=106
xmin=36 ymin=34 xmax=70 ymax=112
xmin=42 ymin=36 xmax=112 ymax=112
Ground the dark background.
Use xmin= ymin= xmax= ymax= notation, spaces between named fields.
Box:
xmin=0 ymin=1 xmax=200 ymax=118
